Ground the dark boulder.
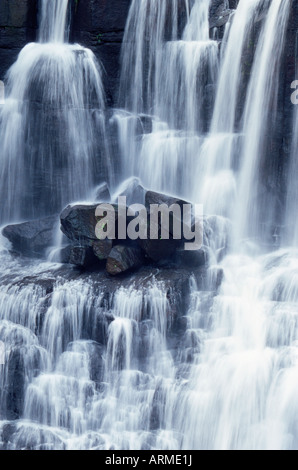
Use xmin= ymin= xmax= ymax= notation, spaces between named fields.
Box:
xmin=94 ymin=182 xmax=111 ymax=202
xmin=60 ymin=204 xmax=99 ymax=243
xmin=116 ymin=177 xmax=147 ymax=206
xmin=92 ymin=239 xmax=113 ymax=261
xmin=2 ymin=215 xmax=58 ymax=257
xmin=106 ymin=244 xmax=145 ymax=276
xmin=139 ymin=238 xmax=182 ymax=263
xmin=0 ymin=0 xmax=38 ymax=80
xmin=60 ymin=245 xmax=98 ymax=268
xmin=209 ymin=0 xmax=232 ymax=39
xmin=60 ymin=203 xmax=128 ymax=245
xmin=145 ymin=190 xmax=189 ymax=211
xmin=145 ymin=190 xmax=194 ymax=240
xmin=174 ymin=246 xmax=210 ymax=268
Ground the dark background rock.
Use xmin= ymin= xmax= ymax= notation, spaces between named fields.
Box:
xmin=106 ymin=244 xmax=144 ymax=275
xmin=0 ymin=0 xmax=38 ymax=81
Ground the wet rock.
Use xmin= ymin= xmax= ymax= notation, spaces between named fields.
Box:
xmin=61 ymin=245 xmax=98 ymax=268
xmin=94 ymin=182 xmax=111 ymax=202
xmin=59 ymin=245 xmax=73 ymax=264
xmin=145 ymin=190 xmax=189 ymax=211
xmin=145 ymin=190 xmax=194 ymax=243
xmin=4 ymin=423 xmax=66 ymax=450
xmin=117 ymin=177 xmax=147 ymax=206
xmin=92 ymin=239 xmax=113 ymax=261
xmin=2 ymin=215 xmax=58 ymax=257
xmin=60 ymin=204 xmax=99 ymax=243
xmin=106 ymin=244 xmax=145 ymax=276
xmin=139 ymin=238 xmax=182 ymax=263
xmin=209 ymin=0 xmax=232 ymax=39
xmin=150 ymin=384 xmax=166 ymax=431
xmin=138 ymin=114 xmax=153 ymax=134
xmin=60 ymin=203 xmax=123 ymax=245
xmin=0 ymin=0 xmax=38 ymax=80
xmin=5 ymin=348 xmax=25 ymax=420
xmin=0 ymin=422 xmax=16 ymax=450
xmin=174 ymin=246 xmax=210 ymax=268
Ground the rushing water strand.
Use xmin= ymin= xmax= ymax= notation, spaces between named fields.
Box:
xmin=235 ymin=0 xmax=290 ymax=243
xmin=39 ymin=0 xmax=70 ymax=43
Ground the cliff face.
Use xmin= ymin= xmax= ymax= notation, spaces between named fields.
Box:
xmin=0 ymin=0 xmax=38 ymax=80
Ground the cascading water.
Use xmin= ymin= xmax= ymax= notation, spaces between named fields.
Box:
xmin=39 ymin=0 xmax=70 ymax=43
xmin=235 ymin=0 xmax=291 ymax=243
xmin=0 ymin=0 xmax=107 ymax=222
xmin=114 ymin=0 xmax=219 ymax=198
xmin=1 ymin=0 xmax=298 ymax=452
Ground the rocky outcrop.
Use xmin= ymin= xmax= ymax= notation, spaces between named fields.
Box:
xmin=106 ymin=244 xmax=144 ymax=275
xmin=2 ymin=215 xmax=58 ymax=257
xmin=2 ymin=183 xmax=229 ymax=274
xmin=58 ymin=185 xmax=213 ymax=274
xmin=209 ymin=0 xmax=233 ymax=39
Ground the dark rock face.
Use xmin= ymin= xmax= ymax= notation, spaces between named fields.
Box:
xmin=92 ymin=239 xmax=113 ymax=261
xmin=106 ymin=244 xmax=144 ymax=275
xmin=139 ymin=238 xmax=182 ymax=263
xmin=145 ymin=190 xmax=188 ymax=211
xmin=61 ymin=245 xmax=98 ymax=268
xmin=5 ymin=348 xmax=26 ymax=420
xmin=174 ymin=246 xmax=210 ymax=268
xmin=0 ymin=0 xmax=38 ymax=81
xmin=209 ymin=0 xmax=232 ymax=38
xmin=71 ymin=0 xmax=132 ymax=106
xmin=2 ymin=215 xmax=58 ymax=257
xmin=60 ymin=204 xmax=99 ymax=243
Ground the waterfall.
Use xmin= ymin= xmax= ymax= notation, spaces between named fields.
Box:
xmin=119 ymin=0 xmax=187 ymax=114
xmin=194 ymin=0 xmax=266 ymax=217
xmin=235 ymin=0 xmax=290 ymax=244
xmin=39 ymin=0 xmax=70 ymax=43
xmin=1 ymin=0 xmax=298 ymax=452
xmin=285 ymin=76 xmax=298 ymax=245
xmin=210 ymin=0 xmax=265 ymax=134
xmin=0 ymin=0 xmax=107 ymax=222
xmin=115 ymin=0 xmax=218 ymax=198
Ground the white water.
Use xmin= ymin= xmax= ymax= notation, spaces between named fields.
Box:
xmin=1 ymin=0 xmax=298 ymax=452
xmin=235 ymin=0 xmax=290 ymax=243
xmin=39 ymin=0 xmax=69 ymax=43
xmin=0 ymin=0 xmax=107 ymax=222
xmin=286 ymin=96 xmax=298 ymax=246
